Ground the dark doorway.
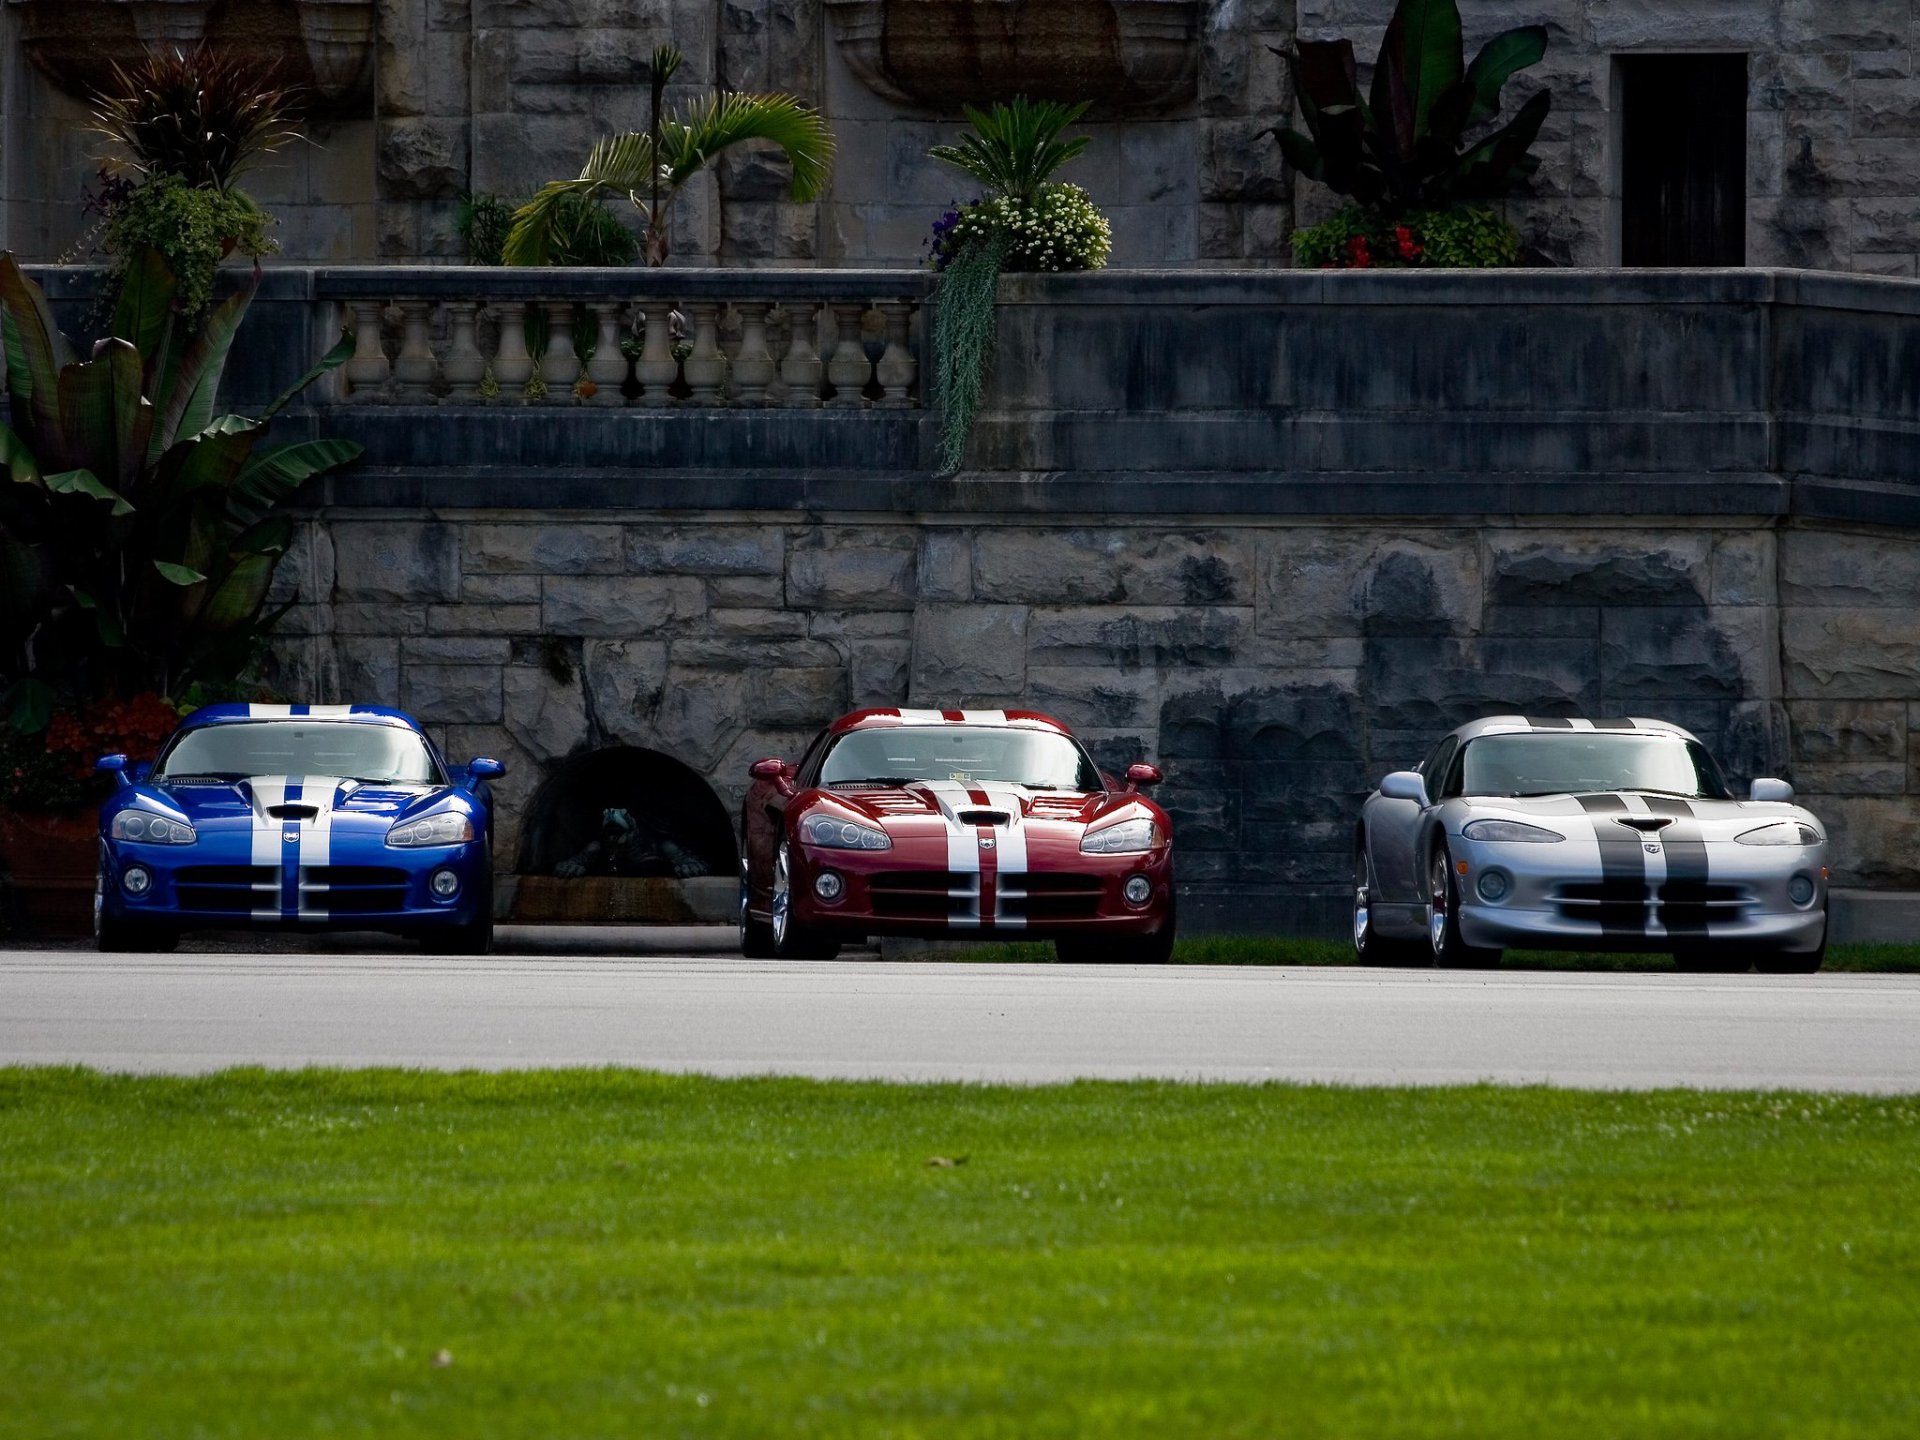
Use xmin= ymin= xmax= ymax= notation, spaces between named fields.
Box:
xmin=1619 ymin=54 xmax=1748 ymax=266
xmin=515 ymin=747 xmax=737 ymax=879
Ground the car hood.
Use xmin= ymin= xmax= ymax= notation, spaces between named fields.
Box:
xmin=1449 ymin=792 xmax=1823 ymax=842
xmin=124 ymin=775 xmax=453 ymax=832
xmin=812 ymin=781 xmax=1126 ymax=831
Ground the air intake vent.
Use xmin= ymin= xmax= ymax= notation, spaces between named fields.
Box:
xmin=268 ymin=803 xmax=319 ymax=819
xmin=958 ymin=810 xmax=1009 ymax=826
xmin=1614 ymin=816 xmax=1674 ymax=833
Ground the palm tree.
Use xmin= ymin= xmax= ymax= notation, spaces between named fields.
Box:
xmin=927 ymin=97 xmax=1090 ymax=204
xmin=503 ymin=45 xmax=835 ymax=267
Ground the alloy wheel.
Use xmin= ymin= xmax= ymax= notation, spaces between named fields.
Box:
xmin=1352 ymin=851 xmax=1372 ymax=953
xmin=1428 ymin=849 xmax=1450 ymax=958
xmin=771 ymin=842 xmax=792 ymax=948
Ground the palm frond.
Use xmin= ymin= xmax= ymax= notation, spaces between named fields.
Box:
xmin=660 ymin=93 xmax=836 ymax=201
xmin=929 ymin=97 xmax=1090 ymax=201
xmin=502 ymin=132 xmax=659 ymax=266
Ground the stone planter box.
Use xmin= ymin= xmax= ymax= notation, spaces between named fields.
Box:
xmin=0 ymin=807 xmax=97 ymax=938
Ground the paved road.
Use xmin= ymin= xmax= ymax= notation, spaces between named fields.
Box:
xmin=2 ymin=948 xmax=1916 ymax=1090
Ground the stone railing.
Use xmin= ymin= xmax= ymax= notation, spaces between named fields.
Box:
xmin=312 ymin=269 xmax=931 ymax=409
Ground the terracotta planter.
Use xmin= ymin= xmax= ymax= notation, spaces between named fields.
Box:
xmin=0 ymin=807 xmax=98 ymax=938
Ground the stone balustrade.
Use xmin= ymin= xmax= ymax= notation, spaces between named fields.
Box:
xmin=314 ymin=269 xmax=930 ymax=409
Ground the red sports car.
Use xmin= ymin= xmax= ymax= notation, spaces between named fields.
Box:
xmin=740 ymin=708 xmax=1176 ymax=961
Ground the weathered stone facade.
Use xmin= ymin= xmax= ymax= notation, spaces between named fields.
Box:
xmin=264 ymin=513 xmax=1920 ymax=930
xmin=7 ymin=2 xmax=1920 ymax=269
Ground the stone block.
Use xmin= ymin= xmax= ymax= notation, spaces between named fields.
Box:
xmin=652 ymin=670 xmax=749 ymax=771
xmin=911 ymin=604 xmax=1030 ymax=696
xmin=1753 ymin=51 xmax=1852 ymax=110
xmin=1853 ymin=78 xmax=1920 ymax=138
xmin=1780 ymin=530 xmax=1920 ymax=606
xmin=581 ymin=640 xmax=667 ymax=744
xmin=428 ymin=605 xmax=544 ymax=634
xmin=707 ymin=608 xmax=809 ymax=639
xmin=707 ymin=576 xmax=787 ymax=607
xmin=1362 ymin=636 xmax=1599 ymax=732
xmin=403 ymin=636 xmax=511 ymax=664
xmin=627 ymin=525 xmax=784 ymax=575
xmin=1783 ymin=608 xmax=1920 ymax=699
xmin=333 ymin=522 xmax=460 ymax=603
xmin=1257 ymin=532 xmax=1371 ymax=636
xmin=1200 ymin=119 xmax=1292 ymax=204
xmin=1118 ymin=127 xmax=1199 ymax=208
xmin=377 ymin=118 xmax=468 ymax=200
xmin=403 ymin=664 xmax=503 ymax=723
xmin=467 ymin=524 xmax=625 ymax=574
xmin=1710 ymin=530 xmax=1777 ymax=606
xmin=1358 ymin=538 xmax=1484 ymax=638
xmin=1026 ymin=667 xmax=1161 ymax=730
xmin=1488 ymin=532 xmax=1712 ymax=608
xmin=463 ymin=574 xmax=544 ymax=604
xmin=543 ymin=576 xmax=706 ymax=637
xmin=1481 ymin=605 xmax=1599 ymax=638
xmin=787 ymin=531 xmax=917 ymax=610
xmin=1118 ymin=532 xmax=1253 ymax=606
xmin=1789 ymin=700 xmax=1907 ymax=765
xmin=1600 ymin=606 xmax=1774 ymax=703
xmin=973 ymin=529 xmax=1126 ymax=604
xmin=1029 ymin=607 xmax=1251 ymax=668
xmin=1783 ymin=1 xmax=1904 ymax=52
xmin=336 ymin=638 xmax=401 ymax=702
xmin=749 ymin=667 xmax=848 ymax=726
xmin=503 ymin=665 xmax=591 ymax=763
xmin=1243 ymin=761 xmax=1374 ymax=826
xmin=333 ymin=603 xmax=429 ymax=636
xmin=850 ymin=640 xmax=912 ymax=707
xmin=1814 ymin=797 xmax=1920 ymax=887
xmin=671 ymin=638 xmax=842 ymax=670
xmin=1587 ymin=2 xmax=1782 ymax=50
xmin=808 ymin=612 xmax=913 ymax=640
xmin=916 ymin=531 xmax=972 ymax=602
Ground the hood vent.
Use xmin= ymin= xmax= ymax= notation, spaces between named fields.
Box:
xmin=958 ymin=810 xmax=1010 ymax=826
xmin=1614 ymin=815 xmax=1675 ymax=833
xmin=268 ymin=803 xmax=320 ymax=819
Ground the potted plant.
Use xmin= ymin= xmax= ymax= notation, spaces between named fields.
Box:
xmin=1273 ymin=0 xmax=1551 ymax=268
xmin=925 ymin=96 xmax=1110 ymax=472
xmin=0 ymin=248 xmax=360 ymax=933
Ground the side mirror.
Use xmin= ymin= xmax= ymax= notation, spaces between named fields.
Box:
xmin=466 ymin=757 xmax=505 ymax=783
xmin=1750 ymin=777 xmax=1795 ymax=802
xmin=1125 ymin=762 xmax=1163 ymax=792
xmin=750 ymin=757 xmax=796 ymax=796
xmin=1380 ymin=770 xmax=1428 ymax=804
xmin=96 ymin=754 xmax=130 ymax=789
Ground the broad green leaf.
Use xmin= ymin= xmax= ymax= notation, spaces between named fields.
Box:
xmin=0 ymin=423 xmax=42 ymax=486
xmin=0 ymin=530 xmax=55 ymax=633
xmin=261 ymin=330 xmax=356 ymax=420
xmin=1457 ymin=89 xmax=1553 ymax=196
xmin=72 ymin=586 xmax=127 ymax=647
xmin=150 ymin=418 xmax=264 ymax=517
xmin=194 ymin=551 xmax=275 ymax=634
xmin=1465 ymin=27 xmax=1549 ymax=127
xmin=151 ymin=267 xmax=260 ymax=462
xmin=153 ymin=560 xmax=208 ymax=586
xmin=56 ymin=340 xmax=151 ymax=487
xmin=230 ymin=512 xmax=293 ymax=558
xmin=0 ymin=252 xmax=78 ymax=445
xmin=231 ymin=438 xmax=363 ymax=533
xmin=1371 ymin=0 xmax=1463 ymax=155
xmin=45 ymin=468 xmax=134 ymax=517
xmin=2 ymin=678 xmax=55 ymax=733
xmin=109 ymin=248 xmax=179 ymax=366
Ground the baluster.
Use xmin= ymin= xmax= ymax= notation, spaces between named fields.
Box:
xmin=392 ymin=300 xmax=439 ymax=402
xmin=441 ymin=302 xmax=485 ymax=403
xmin=779 ymin=300 xmax=824 ymax=408
xmin=636 ymin=305 xmax=678 ymax=406
xmin=876 ymin=299 xmax=917 ymax=408
xmin=586 ymin=302 xmax=627 ymax=406
xmin=344 ymin=300 xmax=390 ymax=402
xmin=540 ymin=302 xmax=577 ymax=403
xmin=825 ymin=302 xmax=872 ymax=408
xmin=492 ymin=303 xmax=535 ymax=400
xmin=682 ymin=303 xmax=727 ymax=404
xmin=765 ymin=306 xmax=791 ymax=406
xmin=731 ymin=302 xmax=777 ymax=406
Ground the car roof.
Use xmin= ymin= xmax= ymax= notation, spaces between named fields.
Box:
xmin=178 ymin=703 xmax=424 ymax=731
xmin=829 ymin=708 xmax=1075 ymax=737
xmin=1448 ymin=715 xmax=1700 ymax=744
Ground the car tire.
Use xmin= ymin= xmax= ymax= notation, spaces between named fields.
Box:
xmin=740 ymin=875 xmax=777 ymax=958
xmin=1755 ymin=905 xmax=1827 ymax=974
xmin=1054 ymin=935 xmax=1100 ymax=963
xmin=770 ymin=841 xmax=839 ymax=960
xmin=1353 ymin=844 xmax=1423 ymax=966
xmin=1427 ymin=844 xmax=1501 ymax=970
xmin=96 ymin=914 xmax=178 ymax=953
xmin=424 ymin=873 xmax=494 ymax=956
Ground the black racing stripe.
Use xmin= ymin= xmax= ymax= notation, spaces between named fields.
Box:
xmin=1642 ymin=795 xmax=1709 ymax=940
xmin=1576 ymin=794 xmax=1647 ymax=936
xmin=1525 ymin=716 xmax=1574 ymax=729
xmin=1591 ymin=718 xmax=1636 ymax=730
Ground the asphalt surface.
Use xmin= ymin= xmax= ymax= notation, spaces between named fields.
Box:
xmin=2 ymin=946 xmax=1916 ymax=1090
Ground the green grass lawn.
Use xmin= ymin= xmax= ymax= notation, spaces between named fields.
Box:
xmin=934 ymin=937 xmax=1920 ymax=970
xmin=3 ymin=1070 xmax=1917 ymax=1438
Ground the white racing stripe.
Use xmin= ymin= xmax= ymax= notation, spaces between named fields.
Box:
xmin=247 ymin=704 xmax=293 ymax=718
xmin=980 ymin=783 xmax=1030 ymax=930
xmin=959 ymin=709 xmax=1010 ymax=726
xmin=296 ymin=777 xmax=344 ymax=921
xmin=914 ymin=780 xmax=983 ymax=928
xmin=248 ymin=776 xmax=289 ymax=920
xmin=894 ymin=708 xmax=947 ymax=725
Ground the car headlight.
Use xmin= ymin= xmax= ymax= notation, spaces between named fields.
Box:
xmin=800 ymin=815 xmax=891 ymax=850
xmin=387 ymin=812 xmax=476 ymax=847
xmin=1461 ymin=819 xmax=1566 ymax=843
xmin=110 ymin=811 xmax=196 ymax=845
xmin=1736 ymin=822 xmax=1822 ymax=846
xmin=1082 ymin=818 xmax=1160 ymax=854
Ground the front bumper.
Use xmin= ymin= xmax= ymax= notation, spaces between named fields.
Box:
xmin=1452 ymin=837 xmax=1829 ymax=953
xmin=98 ymin=837 xmax=491 ymax=933
xmin=782 ymin=841 xmax=1175 ymax=940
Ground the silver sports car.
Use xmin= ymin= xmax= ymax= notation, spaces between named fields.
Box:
xmin=1353 ymin=716 xmax=1829 ymax=972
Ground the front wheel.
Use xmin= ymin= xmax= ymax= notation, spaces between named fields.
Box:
xmin=1673 ymin=946 xmax=1748 ymax=974
xmin=96 ymin=912 xmax=178 ymax=953
xmin=1427 ymin=845 xmax=1501 ymax=970
xmin=740 ymin=870 xmax=776 ymax=958
xmin=771 ymin=841 xmax=839 ymax=960
xmin=424 ymin=873 xmax=494 ymax=956
xmin=1755 ymin=907 xmax=1827 ymax=974
xmin=1354 ymin=844 xmax=1423 ymax=965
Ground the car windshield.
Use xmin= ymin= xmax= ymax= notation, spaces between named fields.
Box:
xmin=1459 ymin=733 xmax=1728 ymax=800
xmin=819 ymin=726 xmax=1103 ymax=792
xmin=154 ymin=721 xmax=442 ymax=785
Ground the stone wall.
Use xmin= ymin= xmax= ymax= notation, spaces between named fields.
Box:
xmin=264 ymin=511 xmax=1920 ymax=932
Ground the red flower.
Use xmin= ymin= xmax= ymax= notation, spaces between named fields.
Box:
xmin=1395 ymin=225 xmax=1424 ymax=262
xmin=1345 ymin=234 xmax=1374 ymax=269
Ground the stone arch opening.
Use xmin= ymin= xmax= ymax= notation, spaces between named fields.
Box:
xmin=516 ymin=747 xmax=736 ymax=879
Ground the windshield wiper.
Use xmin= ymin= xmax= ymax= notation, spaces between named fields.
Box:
xmin=830 ymin=776 xmax=920 ymax=787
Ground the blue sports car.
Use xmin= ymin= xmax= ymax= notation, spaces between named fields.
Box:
xmin=94 ymin=704 xmax=502 ymax=953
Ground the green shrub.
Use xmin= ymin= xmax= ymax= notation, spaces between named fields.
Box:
xmin=100 ymin=175 xmax=276 ymax=316
xmin=934 ymin=183 xmax=1112 ymax=274
xmin=460 ymin=192 xmax=639 ymax=267
xmin=1293 ymin=204 xmax=1520 ymax=269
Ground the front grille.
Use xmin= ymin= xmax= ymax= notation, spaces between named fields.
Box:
xmin=175 ymin=864 xmax=276 ymax=913
xmin=869 ymin=870 xmax=969 ymax=919
xmin=302 ymin=865 xmax=409 ymax=915
xmin=1554 ymin=881 xmax=1751 ymax=930
xmin=1002 ymin=872 xmax=1104 ymax=921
